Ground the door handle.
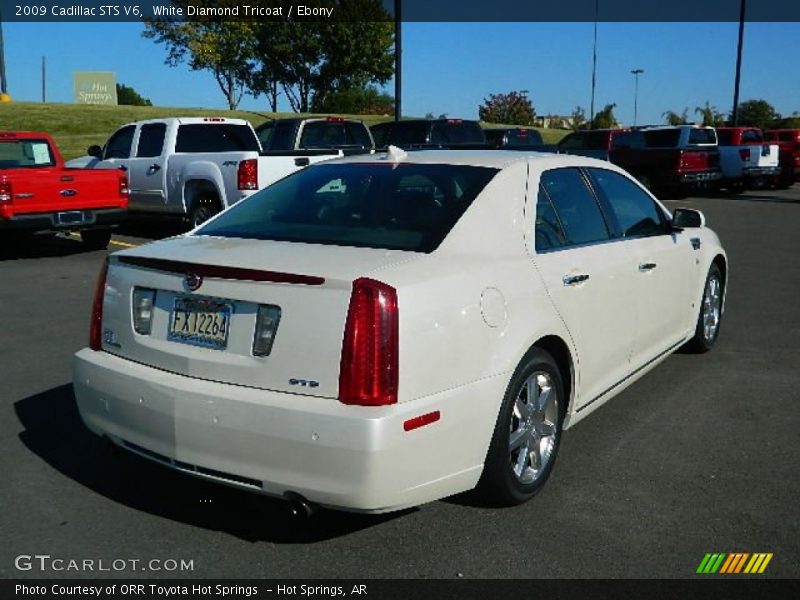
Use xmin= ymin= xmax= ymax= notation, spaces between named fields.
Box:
xmin=638 ymin=262 xmax=657 ymax=272
xmin=294 ymin=157 xmax=310 ymax=167
xmin=148 ymin=164 xmax=161 ymax=173
xmin=562 ymin=274 xmax=590 ymax=286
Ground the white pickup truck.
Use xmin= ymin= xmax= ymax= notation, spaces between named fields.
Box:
xmin=72 ymin=117 xmax=361 ymax=226
xmin=716 ymin=127 xmax=780 ymax=191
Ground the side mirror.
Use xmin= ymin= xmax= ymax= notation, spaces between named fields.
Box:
xmin=87 ymin=145 xmax=103 ymax=159
xmin=672 ymin=208 xmax=705 ymax=229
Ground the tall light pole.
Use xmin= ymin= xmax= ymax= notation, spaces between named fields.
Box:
xmin=394 ymin=0 xmax=402 ymax=121
xmin=589 ymin=0 xmax=598 ymax=128
xmin=0 ymin=14 xmax=8 ymax=97
xmin=731 ymin=0 xmax=746 ymax=125
xmin=631 ymin=68 xmax=644 ymax=127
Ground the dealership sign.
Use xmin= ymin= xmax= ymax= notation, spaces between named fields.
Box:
xmin=73 ymin=71 xmax=117 ymax=105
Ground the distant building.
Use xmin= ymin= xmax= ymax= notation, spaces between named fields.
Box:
xmin=534 ymin=115 xmax=575 ymax=129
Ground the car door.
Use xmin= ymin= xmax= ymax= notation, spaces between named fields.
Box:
xmin=585 ymin=167 xmax=695 ymax=367
xmin=531 ymin=166 xmax=640 ymax=411
xmin=127 ymin=122 xmax=168 ymax=212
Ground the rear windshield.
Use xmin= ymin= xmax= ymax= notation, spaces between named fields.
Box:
xmin=0 ymin=139 xmax=55 ymax=169
xmin=716 ymin=130 xmax=732 ymax=145
xmin=429 ymin=121 xmax=486 ymax=145
xmin=498 ymin=129 xmax=544 ymax=146
xmin=688 ymin=128 xmax=717 ymax=145
xmin=643 ymin=129 xmax=681 ymax=148
xmin=559 ymin=131 xmax=610 ymax=150
xmin=196 ymin=162 xmax=498 ymax=252
xmin=389 ymin=122 xmax=433 ymax=145
xmin=175 ymin=124 xmax=260 ymax=153
xmin=299 ymin=121 xmax=372 ymax=149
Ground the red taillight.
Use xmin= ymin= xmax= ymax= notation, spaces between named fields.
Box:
xmin=325 ymin=116 xmax=345 ymax=123
xmin=89 ymin=259 xmax=109 ymax=351
xmin=739 ymin=148 xmax=751 ymax=161
xmin=0 ymin=177 xmax=12 ymax=219
xmin=237 ymin=159 xmax=258 ymax=190
xmin=118 ymin=173 xmax=129 ymax=198
xmin=339 ymin=278 xmax=399 ymax=406
xmin=0 ymin=177 xmax=11 ymax=202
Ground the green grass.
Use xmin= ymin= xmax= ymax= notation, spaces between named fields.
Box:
xmin=0 ymin=101 xmax=568 ymax=159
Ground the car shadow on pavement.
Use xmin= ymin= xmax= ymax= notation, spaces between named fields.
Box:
xmin=14 ymin=384 xmax=412 ymax=544
xmin=699 ymin=188 xmax=800 ymax=204
xmin=117 ymin=217 xmax=186 ymax=241
xmin=0 ymin=234 xmax=94 ymax=262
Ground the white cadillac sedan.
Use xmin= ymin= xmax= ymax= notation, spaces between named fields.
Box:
xmin=73 ymin=149 xmax=727 ymax=514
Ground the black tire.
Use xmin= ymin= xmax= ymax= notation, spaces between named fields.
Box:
xmin=684 ymin=263 xmax=724 ymax=353
xmin=477 ymin=349 xmax=565 ymax=506
xmin=80 ymin=228 xmax=112 ymax=250
xmin=188 ymin=196 xmax=221 ymax=229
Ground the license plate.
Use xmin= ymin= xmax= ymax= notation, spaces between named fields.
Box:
xmin=57 ymin=211 xmax=88 ymax=225
xmin=168 ymin=298 xmax=231 ymax=350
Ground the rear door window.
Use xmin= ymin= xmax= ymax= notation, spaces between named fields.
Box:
xmin=175 ymin=124 xmax=260 ymax=153
xmin=135 ymin=123 xmax=167 ymax=158
xmin=534 ymin=185 xmax=568 ymax=252
xmin=539 ymin=168 xmax=611 ymax=247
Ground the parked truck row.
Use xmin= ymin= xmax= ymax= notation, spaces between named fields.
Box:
xmin=2 ymin=117 xmax=797 ymax=249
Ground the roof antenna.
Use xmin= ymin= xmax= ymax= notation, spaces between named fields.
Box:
xmin=385 ymin=145 xmax=407 ymax=162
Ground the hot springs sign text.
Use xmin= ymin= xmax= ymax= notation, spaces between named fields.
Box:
xmin=73 ymin=71 xmax=117 ymax=105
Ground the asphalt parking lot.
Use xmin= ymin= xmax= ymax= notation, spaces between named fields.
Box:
xmin=1 ymin=186 xmax=799 ymax=579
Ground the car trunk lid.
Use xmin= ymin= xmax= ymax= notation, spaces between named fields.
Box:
xmin=99 ymin=235 xmax=419 ymax=398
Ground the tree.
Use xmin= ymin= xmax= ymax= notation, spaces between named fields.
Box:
xmin=662 ymin=108 xmax=689 ymax=126
xmin=143 ymin=4 xmax=256 ymax=110
xmin=478 ymin=90 xmax=535 ymax=126
xmin=311 ymin=85 xmax=394 ymax=115
xmin=695 ymin=101 xmax=725 ymax=127
xmin=251 ymin=0 xmax=394 ymax=113
xmin=591 ymin=103 xmax=618 ymax=129
xmin=733 ymin=99 xmax=781 ymax=129
xmin=116 ymin=83 xmax=152 ymax=106
xmin=570 ymin=106 xmax=587 ymax=130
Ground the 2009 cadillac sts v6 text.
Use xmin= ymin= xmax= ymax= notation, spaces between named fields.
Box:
xmin=72 ymin=149 xmax=727 ymax=513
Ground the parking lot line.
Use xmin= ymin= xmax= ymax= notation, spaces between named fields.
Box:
xmin=110 ymin=239 xmax=138 ymax=248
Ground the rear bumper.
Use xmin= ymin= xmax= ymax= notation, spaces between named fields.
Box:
xmin=679 ymin=170 xmax=722 ymax=183
xmin=0 ymin=207 xmax=127 ymax=233
xmin=743 ymin=166 xmax=781 ymax=178
xmin=72 ymin=349 xmax=501 ymax=513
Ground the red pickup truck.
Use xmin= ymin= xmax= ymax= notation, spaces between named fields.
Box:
xmin=557 ymin=126 xmax=721 ymax=197
xmin=0 ymin=132 xmax=128 ymax=249
xmin=764 ymin=129 xmax=800 ymax=188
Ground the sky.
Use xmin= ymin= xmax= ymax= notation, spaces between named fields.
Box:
xmin=2 ymin=21 xmax=799 ymax=125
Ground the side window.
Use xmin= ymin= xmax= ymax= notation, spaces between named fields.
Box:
xmin=535 ymin=185 xmax=567 ymax=252
xmin=135 ymin=124 xmax=167 ymax=158
xmin=256 ymin=122 xmax=274 ymax=149
xmin=104 ymin=126 xmax=135 ymax=160
xmin=270 ymin=122 xmax=297 ymax=151
xmin=539 ymin=168 xmax=611 ymax=247
xmin=587 ymin=168 xmax=665 ymax=238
